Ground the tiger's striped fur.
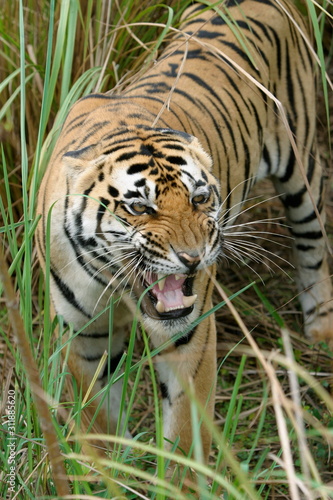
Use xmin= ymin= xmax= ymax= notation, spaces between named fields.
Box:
xmin=36 ymin=0 xmax=333 ymax=464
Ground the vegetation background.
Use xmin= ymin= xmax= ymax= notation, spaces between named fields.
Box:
xmin=0 ymin=0 xmax=332 ymax=499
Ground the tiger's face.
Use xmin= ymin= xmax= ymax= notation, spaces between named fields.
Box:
xmin=64 ymin=127 xmax=222 ymax=330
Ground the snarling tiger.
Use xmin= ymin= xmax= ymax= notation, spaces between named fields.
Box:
xmin=36 ymin=0 xmax=333 ymax=464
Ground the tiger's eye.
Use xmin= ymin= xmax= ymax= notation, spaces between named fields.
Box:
xmin=131 ymin=202 xmax=147 ymax=214
xmin=192 ymin=193 xmax=207 ymax=205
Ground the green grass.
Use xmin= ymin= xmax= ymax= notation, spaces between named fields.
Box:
xmin=1 ymin=0 xmax=333 ymax=499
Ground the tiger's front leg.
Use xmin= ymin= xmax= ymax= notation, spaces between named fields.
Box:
xmin=65 ymin=331 xmax=131 ymax=438
xmin=147 ymin=270 xmax=217 ymax=464
xmin=156 ymin=316 xmax=217 ymax=461
xmin=60 ymin=299 xmax=133 ymax=440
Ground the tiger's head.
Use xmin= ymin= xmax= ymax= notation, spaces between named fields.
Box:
xmin=63 ymin=126 xmax=222 ymax=332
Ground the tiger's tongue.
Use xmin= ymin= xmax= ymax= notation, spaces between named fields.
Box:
xmin=147 ymin=273 xmax=197 ymax=313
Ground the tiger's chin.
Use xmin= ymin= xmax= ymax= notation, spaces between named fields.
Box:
xmin=132 ymin=271 xmax=198 ymax=321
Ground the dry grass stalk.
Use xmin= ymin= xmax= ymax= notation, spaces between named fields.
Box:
xmin=0 ymin=240 xmax=70 ymax=498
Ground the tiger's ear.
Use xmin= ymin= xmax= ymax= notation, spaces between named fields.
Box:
xmin=62 ymin=144 xmax=106 ymax=173
xmin=157 ymin=128 xmax=195 ymax=143
xmin=158 ymin=128 xmax=213 ymax=170
xmin=191 ymin=139 xmax=213 ymax=171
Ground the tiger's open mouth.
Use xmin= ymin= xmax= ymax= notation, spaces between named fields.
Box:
xmin=132 ymin=272 xmax=197 ymax=320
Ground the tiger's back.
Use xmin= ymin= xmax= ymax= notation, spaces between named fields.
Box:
xmin=126 ymin=0 xmax=317 ymax=217
xmin=36 ymin=0 xmax=333 ymax=467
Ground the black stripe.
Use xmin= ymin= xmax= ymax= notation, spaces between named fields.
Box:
xmin=162 ymin=144 xmax=185 ymax=151
xmin=79 ymin=353 xmax=103 ymax=361
xmin=282 ymin=188 xmax=306 ymax=209
xmin=174 ymin=328 xmax=195 ymax=348
xmin=210 ymin=14 xmax=226 ymax=26
xmin=165 ymin=155 xmax=187 ymax=166
xmin=290 ymin=229 xmax=323 ymax=240
xmin=224 ymin=0 xmax=246 ymax=6
xmin=116 ymin=151 xmax=138 ymax=163
xmin=171 ymin=88 xmax=213 ymax=151
xmin=97 ymin=197 xmax=110 ymax=223
xmin=236 ymin=20 xmax=263 ymax=42
xmin=125 ymin=94 xmax=187 ymax=131
xmin=187 ymin=3 xmax=206 ymax=15
xmin=144 ymin=82 xmax=171 ymax=95
xmin=301 ymin=259 xmax=323 ymax=271
xmin=80 ymin=93 xmax=113 ymax=102
xmin=248 ymin=100 xmax=263 ymax=141
xmin=246 ymin=17 xmax=273 ymax=43
xmin=282 ymin=154 xmax=315 ymax=208
xmin=305 ymin=305 xmax=316 ymax=316
xmin=160 ymin=382 xmax=171 ymax=403
xmin=248 ymin=41 xmax=269 ymax=69
xmin=219 ymin=40 xmax=250 ymax=65
xmin=181 ymin=72 xmax=245 ymax=169
xmin=134 ymin=178 xmax=146 ymax=188
xmin=318 ymin=310 xmax=331 ymax=317
xmin=76 ymin=125 xmax=108 ymax=149
xmin=63 ymin=114 xmax=91 ymax=136
xmin=225 ymin=88 xmax=251 ymax=136
xmin=108 ymin=185 xmax=119 ymax=197
xmin=102 ymin=143 xmax=135 ymax=155
xmin=285 ymin=40 xmax=296 ymax=121
xmin=279 ymin=145 xmax=295 ymax=184
xmin=262 ymin=145 xmax=272 ymax=174
xmin=267 ymin=26 xmax=282 ymax=79
xmin=68 ymin=182 xmax=98 ymax=249
xmin=290 ymin=210 xmax=317 ymax=225
xmin=63 ymin=182 xmax=109 ymax=279
xmin=197 ymin=29 xmax=225 ymax=40
xmin=252 ymin=0 xmax=280 ymax=9
xmin=160 ymin=48 xmax=207 ymax=62
xmin=210 ymin=230 xmax=221 ymax=254
xmin=296 ymin=66 xmax=310 ymax=147
xmin=296 ymin=243 xmax=316 ymax=251
xmin=306 ymin=307 xmax=333 ymax=317
xmin=124 ymin=189 xmax=140 ymax=199
xmin=240 ymin=132 xmax=251 ymax=200
xmin=127 ymin=163 xmax=149 ymax=175
xmin=50 ymin=268 xmax=91 ymax=318
xmin=80 ymin=331 xmax=110 ymax=338
xmin=208 ymin=93 xmax=239 ymax=161
xmin=99 ymin=350 xmax=124 ymax=380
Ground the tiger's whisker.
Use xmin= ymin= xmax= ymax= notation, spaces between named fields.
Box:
xmin=223 ymin=239 xmax=293 ymax=278
xmin=60 ymin=242 xmax=136 ymax=271
xmin=223 ymin=216 xmax=290 ymax=231
xmin=87 ymin=251 xmax=138 ymax=285
xmin=82 ymin=250 xmax=137 ymax=279
xmin=217 ymin=176 xmax=256 ymax=214
xmin=224 ymin=232 xmax=292 ymax=245
xmin=219 ymin=193 xmax=284 ymax=226
xmin=93 ymin=256 xmax=139 ymax=313
xmin=230 ymin=236 xmax=291 ymax=251
xmin=218 ymin=193 xmax=264 ymax=223
xmin=93 ymin=251 xmax=138 ymax=281
xmin=221 ymin=249 xmax=266 ymax=284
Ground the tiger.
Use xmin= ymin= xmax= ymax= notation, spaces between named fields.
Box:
xmin=36 ymin=0 xmax=333 ymax=468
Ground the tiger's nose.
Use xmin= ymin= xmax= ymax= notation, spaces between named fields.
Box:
xmin=177 ymin=251 xmax=201 ymax=271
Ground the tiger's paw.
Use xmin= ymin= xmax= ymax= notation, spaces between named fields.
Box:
xmin=304 ymin=304 xmax=333 ymax=349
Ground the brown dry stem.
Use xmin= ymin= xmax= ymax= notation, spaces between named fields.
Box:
xmin=0 ymin=239 xmax=70 ymax=498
